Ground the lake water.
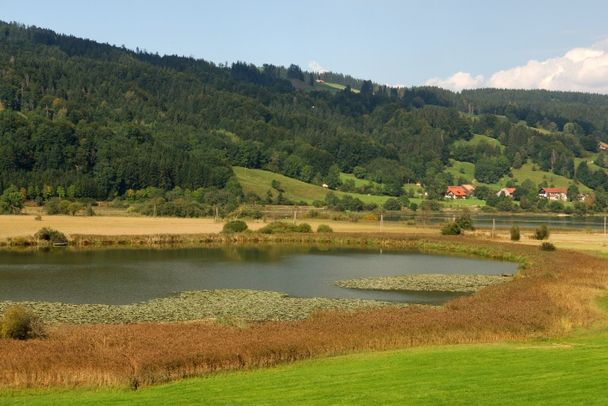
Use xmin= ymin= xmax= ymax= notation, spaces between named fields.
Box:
xmin=0 ymin=246 xmax=517 ymax=305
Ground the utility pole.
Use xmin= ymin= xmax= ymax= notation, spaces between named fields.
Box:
xmin=604 ymin=215 xmax=607 ymax=237
xmin=492 ymin=218 xmax=496 ymax=239
xmin=293 ymin=208 xmax=297 ymax=224
xmin=380 ymin=213 xmax=384 ymax=231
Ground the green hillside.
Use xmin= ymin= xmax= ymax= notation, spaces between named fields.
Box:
xmin=507 ymin=163 xmax=590 ymax=192
xmin=445 ymin=160 xmax=476 ymax=183
xmin=234 ymin=167 xmax=388 ymax=204
xmin=0 ymin=21 xmax=607 ymax=213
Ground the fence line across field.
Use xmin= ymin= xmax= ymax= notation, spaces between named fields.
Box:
xmin=255 ymin=209 xmax=607 ymax=232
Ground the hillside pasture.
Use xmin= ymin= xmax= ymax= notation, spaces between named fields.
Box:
xmin=233 ymin=167 xmax=388 ymax=204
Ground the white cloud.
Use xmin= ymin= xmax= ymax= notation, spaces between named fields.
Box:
xmin=424 ymin=39 xmax=608 ymax=93
xmin=425 ymin=71 xmax=485 ymax=91
xmin=308 ymin=60 xmax=328 ymax=73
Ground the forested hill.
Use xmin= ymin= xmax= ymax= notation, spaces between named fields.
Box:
xmin=1 ymin=21 xmax=608 ymax=208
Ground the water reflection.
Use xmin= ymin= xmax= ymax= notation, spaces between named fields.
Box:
xmin=0 ymin=246 xmax=517 ymax=305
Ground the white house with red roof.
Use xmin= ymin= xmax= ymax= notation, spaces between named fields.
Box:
xmin=445 ymin=186 xmax=470 ymax=199
xmin=538 ymin=187 xmax=568 ymax=201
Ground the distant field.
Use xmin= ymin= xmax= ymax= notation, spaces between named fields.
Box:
xmin=233 ymin=166 xmax=388 ymax=204
xmin=339 ymin=172 xmax=382 ymax=189
xmin=506 ymin=163 xmax=590 ymax=192
xmin=445 ymin=160 xmax=475 ymax=183
xmin=574 ymin=154 xmax=608 ymax=175
xmin=453 ymin=133 xmax=504 ymax=149
xmin=313 ymin=81 xmax=360 ymax=93
xmin=9 ymin=329 xmax=608 ymax=405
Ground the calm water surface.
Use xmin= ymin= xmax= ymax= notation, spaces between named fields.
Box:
xmin=0 ymin=246 xmax=517 ymax=305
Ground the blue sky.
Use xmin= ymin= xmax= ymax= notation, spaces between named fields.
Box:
xmin=3 ymin=0 xmax=608 ymax=91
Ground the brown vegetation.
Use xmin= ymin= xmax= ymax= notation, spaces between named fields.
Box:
xmin=0 ymin=235 xmax=606 ymax=389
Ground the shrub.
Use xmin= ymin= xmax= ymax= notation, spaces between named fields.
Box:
xmin=222 ymin=220 xmax=248 ymax=233
xmin=382 ymin=198 xmax=401 ymax=211
xmin=1 ymin=306 xmax=45 ymax=340
xmin=44 ymin=198 xmax=70 ymax=215
xmin=316 ymin=224 xmax=333 ymax=233
xmin=85 ymin=205 xmax=96 ymax=216
xmin=420 ymin=200 xmax=442 ymax=211
xmin=455 ymin=213 xmax=474 ymax=230
xmin=34 ymin=227 xmax=68 ymax=244
xmin=238 ymin=206 xmax=263 ymax=219
xmin=68 ymin=202 xmax=84 ymax=216
xmin=533 ymin=224 xmax=550 ymax=240
xmin=296 ymin=223 xmax=312 ymax=233
xmin=510 ymin=224 xmax=520 ymax=241
xmin=540 ymin=242 xmax=556 ymax=251
xmin=441 ymin=221 xmax=462 ymax=235
xmin=258 ymin=222 xmax=312 ymax=234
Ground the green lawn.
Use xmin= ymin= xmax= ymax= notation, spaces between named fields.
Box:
xmin=233 ymin=167 xmax=389 ymax=205
xmin=442 ymin=197 xmax=486 ymax=208
xmin=6 ymin=328 xmax=608 ymax=405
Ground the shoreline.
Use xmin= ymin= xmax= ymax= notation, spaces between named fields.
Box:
xmin=0 ymin=235 xmax=605 ymax=388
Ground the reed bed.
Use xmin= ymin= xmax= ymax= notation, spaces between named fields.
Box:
xmin=0 ymin=236 xmax=606 ymax=389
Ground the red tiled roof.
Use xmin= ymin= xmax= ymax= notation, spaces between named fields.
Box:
xmin=446 ymin=186 xmax=468 ymax=196
xmin=541 ymin=187 xmax=567 ymax=194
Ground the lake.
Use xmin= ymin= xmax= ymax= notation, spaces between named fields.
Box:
xmin=0 ymin=246 xmax=517 ymax=305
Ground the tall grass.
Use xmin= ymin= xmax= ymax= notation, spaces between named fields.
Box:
xmin=0 ymin=237 xmax=605 ymax=389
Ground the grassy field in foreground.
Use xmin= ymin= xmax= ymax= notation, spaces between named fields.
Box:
xmin=5 ymin=329 xmax=608 ymax=405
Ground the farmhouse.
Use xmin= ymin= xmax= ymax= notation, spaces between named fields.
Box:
xmin=497 ymin=187 xmax=516 ymax=198
xmin=599 ymin=141 xmax=608 ymax=151
xmin=445 ymin=186 xmax=470 ymax=199
xmin=538 ymin=187 xmax=567 ymax=201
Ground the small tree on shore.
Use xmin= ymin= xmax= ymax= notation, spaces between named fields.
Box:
xmin=533 ymin=224 xmax=550 ymax=240
xmin=441 ymin=221 xmax=462 ymax=235
xmin=510 ymin=224 xmax=520 ymax=241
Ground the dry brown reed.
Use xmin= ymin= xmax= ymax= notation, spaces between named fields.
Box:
xmin=0 ymin=235 xmax=606 ymax=389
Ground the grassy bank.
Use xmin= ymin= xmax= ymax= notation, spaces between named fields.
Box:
xmin=7 ymin=328 xmax=607 ymax=405
xmin=0 ymin=236 xmax=605 ymax=389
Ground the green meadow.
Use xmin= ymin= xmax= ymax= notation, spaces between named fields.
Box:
xmin=6 ymin=326 xmax=608 ymax=405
